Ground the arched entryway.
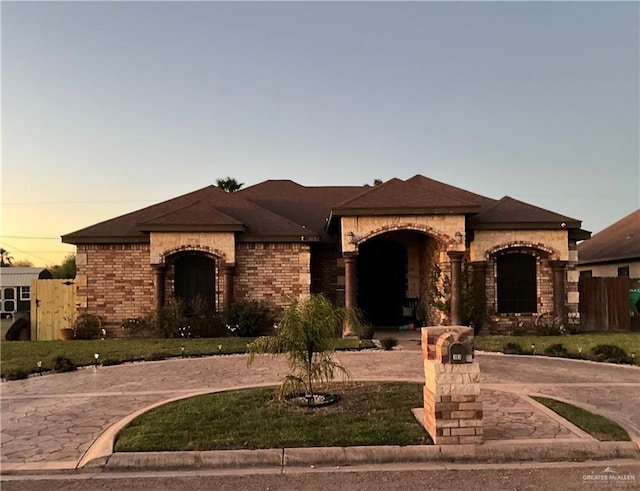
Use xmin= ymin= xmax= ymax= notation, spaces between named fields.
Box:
xmin=358 ymin=238 xmax=407 ymax=325
xmin=173 ymin=253 xmax=217 ymax=310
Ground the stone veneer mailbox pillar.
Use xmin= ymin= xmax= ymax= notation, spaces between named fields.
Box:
xmin=422 ymin=326 xmax=483 ymax=445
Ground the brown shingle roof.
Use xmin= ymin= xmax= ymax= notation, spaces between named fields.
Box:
xmin=467 ymin=196 xmax=582 ymax=230
xmin=137 ymin=201 xmax=244 ymax=232
xmin=332 ymin=176 xmax=483 ymax=215
xmin=63 ymin=185 xmax=313 ymax=243
xmin=578 ymin=209 xmax=640 ymax=265
xmin=237 ymin=180 xmax=364 ymax=240
xmin=62 ymin=175 xmax=586 ymax=245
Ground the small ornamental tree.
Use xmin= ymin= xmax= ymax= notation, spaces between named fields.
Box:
xmin=247 ymin=294 xmax=362 ymax=404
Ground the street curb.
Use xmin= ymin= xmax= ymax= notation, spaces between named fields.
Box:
xmin=94 ymin=441 xmax=640 ymax=472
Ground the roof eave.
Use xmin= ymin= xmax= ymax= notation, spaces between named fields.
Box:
xmin=578 ymin=255 xmax=640 ymax=266
xmin=469 ymin=221 xmax=582 ymax=231
xmin=62 ymin=235 xmax=150 ymax=245
xmin=237 ymin=234 xmax=320 ymax=243
xmin=331 ymin=206 xmax=479 ymax=217
xmin=138 ymin=224 xmax=245 ymax=233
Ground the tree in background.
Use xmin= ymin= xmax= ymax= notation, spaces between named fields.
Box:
xmin=50 ymin=254 xmax=76 ymax=279
xmin=13 ymin=260 xmax=34 ymax=267
xmin=0 ymin=248 xmax=13 ymax=267
xmin=216 ymin=177 xmax=244 ymax=193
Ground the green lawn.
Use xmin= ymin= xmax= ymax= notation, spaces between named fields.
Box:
xmin=532 ymin=396 xmax=630 ymax=441
xmin=115 ymin=382 xmax=431 ymax=452
xmin=475 ymin=333 xmax=640 ymax=363
xmin=0 ymin=337 xmax=373 ymax=380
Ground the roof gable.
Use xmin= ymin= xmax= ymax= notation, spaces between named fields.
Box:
xmin=332 ymin=177 xmax=481 ymax=215
xmin=467 ymin=196 xmax=582 ymax=230
xmin=137 ymin=200 xmax=244 ymax=232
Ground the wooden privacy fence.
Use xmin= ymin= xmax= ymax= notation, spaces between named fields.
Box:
xmin=579 ymin=277 xmax=639 ymax=332
xmin=30 ymin=279 xmax=76 ymax=341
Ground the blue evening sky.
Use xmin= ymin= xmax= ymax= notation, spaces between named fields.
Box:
xmin=2 ymin=1 xmax=638 ymax=265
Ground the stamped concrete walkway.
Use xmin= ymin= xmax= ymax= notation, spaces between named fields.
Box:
xmin=1 ymin=340 xmax=639 ymax=471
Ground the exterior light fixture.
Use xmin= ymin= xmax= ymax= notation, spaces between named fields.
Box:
xmin=37 ymin=361 xmax=42 ymax=375
xmin=455 ymin=231 xmax=464 ymax=244
xmin=181 ymin=345 xmax=185 ymax=357
xmin=94 ymin=353 xmax=100 ymax=367
xmin=347 ymin=232 xmax=358 ymax=244
xmin=531 ymin=344 xmax=535 ymax=355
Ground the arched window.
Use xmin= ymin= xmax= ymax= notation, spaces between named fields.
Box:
xmin=174 ymin=254 xmax=216 ymax=309
xmin=497 ymin=253 xmax=537 ymax=313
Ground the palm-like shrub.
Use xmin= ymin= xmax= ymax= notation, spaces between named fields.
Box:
xmin=247 ymin=294 xmax=362 ymax=402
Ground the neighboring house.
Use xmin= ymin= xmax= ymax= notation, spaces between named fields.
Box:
xmin=62 ymin=175 xmax=589 ymax=334
xmin=577 ymin=210 xmax=640 ymax=278
xmin=0 ymin=267 xmax=53 ymax=319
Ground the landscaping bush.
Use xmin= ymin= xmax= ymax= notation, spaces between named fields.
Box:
xmin=380 ymin=337 xmax=398 ymax=351
xmin=225 ymin=300 xmax=272 ymax=337
xmin=589 ymin=344 xmax=630 ymax=364
xmin=187 ymin=296 xmax=226 ymax=338
xmin=4 ymin=369 xmax=29 ymax=381
xmin=152 ymin=299 xmax=186 ymax=338
xmin=121 ymin=317 xmax=154 ymax=338
xmin=502 ymin=342 xmax=523 ymax=355
xmin=53 ymin=356 xmax=77 ymax=373
xmin=543 ymin=343 xmax=569 ymax=357
xmin=73 ymin=313 xmax=101 ymax=340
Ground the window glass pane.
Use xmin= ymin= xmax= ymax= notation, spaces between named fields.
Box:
xmin=497 ymin=253 xmax=537 ymax=313
xmin=3 ymin=300 xmax=15 ymax=312
xmin=3 ymin=288 xmax=15 ymax=300
xmin=20 ymin=287 xmax=31 ymax=300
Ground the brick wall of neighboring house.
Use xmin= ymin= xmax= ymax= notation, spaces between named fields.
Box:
xmin=234 ymin=242 xmax=311 ymax=319
xmin=75 ymin=244 xmax=154 ymax=328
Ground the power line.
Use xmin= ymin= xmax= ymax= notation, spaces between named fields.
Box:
xmin=0 ymin=241 xmax=70 ymax=264
xmin=2 ymin=236 xmax=61 ymax=240
xmin=3 ymin=199 xmax=159 ymax=205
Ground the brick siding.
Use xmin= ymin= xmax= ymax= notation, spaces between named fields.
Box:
xmin=234 ymin=242 xmax=311 ymax=319
xmin=75 ymin=244 xmax=154 ymax=328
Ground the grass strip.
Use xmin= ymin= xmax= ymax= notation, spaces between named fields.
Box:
xmin=114 ymin=382 xmax=431 ymax=452
xmin=532 ymin=396 xmax=630 ymax=441
xmin=474 ymin=333 xmax=640 ymax=364
xmin=1 ymin=337 xmax=373 ymax=380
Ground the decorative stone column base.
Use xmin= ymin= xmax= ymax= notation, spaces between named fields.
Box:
xmin=423 ymin=362 xmax=483 ymax=444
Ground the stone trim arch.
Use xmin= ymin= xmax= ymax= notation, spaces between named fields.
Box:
xmin=160 ymin=244 xmax=227 ymax=264
xmin=354 ymin=224 xmax=451 ymax=248
xmin=485 ymin=241 xmax=560 ymax=261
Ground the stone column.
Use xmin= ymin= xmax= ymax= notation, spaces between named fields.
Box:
xmin=447 ymin=251 xmax=464 ymax=326
xmin=422 ymin=326 xmax=483 ymax=445
xmin=343 ymin=253 xmax=358 ymax=337
xmin=151 ymin=263 xmax=166 ymax=312
xmin=550 ymin=260 xmax=567 ymax=324
xmin=470 ymin=261 xmax=487 ymax=331
xmin=221 ymin=263 xmax=235 ymax=312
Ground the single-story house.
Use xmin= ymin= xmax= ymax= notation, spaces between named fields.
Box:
xmin=0 ymin=267 xmax=53 ymax=319
xmin=62 ymin=175 xmax=589 ymax=334
xmin=577 ymin=209 xmax=640 ymax=278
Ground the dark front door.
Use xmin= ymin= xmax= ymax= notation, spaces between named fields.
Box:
xmin=174 ymin=255 xmax=216 ymax=309
xmin=358 ymin=239 xmax=407 ymax=326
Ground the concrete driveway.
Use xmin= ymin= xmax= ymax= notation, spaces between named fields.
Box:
xmin=1 ymin=347 xmax=639 ymax=471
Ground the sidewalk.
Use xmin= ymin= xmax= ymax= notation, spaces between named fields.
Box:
xmin=2 ymin=344 xmax=639 ymax=473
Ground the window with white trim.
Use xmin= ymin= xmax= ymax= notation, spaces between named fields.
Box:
xmin=19 ymin=286 xmax=31 ymax=300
